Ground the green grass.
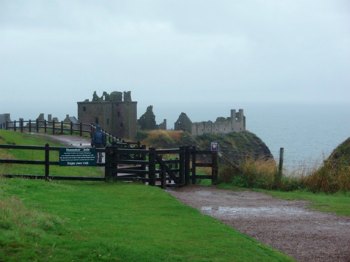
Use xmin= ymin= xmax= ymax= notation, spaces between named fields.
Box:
xmin=260 ymin=189 xmax=350 ymax=217
xmin=218 ymin=182 xmax=350 ymax=217
xmin=0 ymin=179 xmax=292 ymax=261
xmin=0 ymin=129 xmax=293 ymax=261
xmin=0 ymin=130 xmax=103 ymax=177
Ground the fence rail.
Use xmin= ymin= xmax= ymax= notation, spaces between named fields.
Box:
xmin=0 ymin=143 xmax=218 ymax=187
xmin=2 ymin=119 xmax=141 ymax=149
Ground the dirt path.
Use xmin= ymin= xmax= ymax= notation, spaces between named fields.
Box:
xmin=167 ymin=186 xmax=350 ymax=262
xmin=41 ymin=134 xmax=91 ymax=147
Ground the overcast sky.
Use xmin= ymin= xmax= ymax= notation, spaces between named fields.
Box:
xmin=1 ymin=0 xmax=349 ymax=123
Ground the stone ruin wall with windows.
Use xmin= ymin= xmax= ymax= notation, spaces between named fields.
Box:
xmin=77 ymin=91 xmax=137 ymax=139
xmin=175 ymin=109 xmax=246 ymax=136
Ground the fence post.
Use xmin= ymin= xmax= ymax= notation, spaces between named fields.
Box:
xmin=184 ymin=147 xmax=190 ymax=185
xmin=45 ymin=143 xmax=50 ymax=180
xmin=179 ymin=147 xmax=185 ymax=185
xmin=36 ymin=119 xmax=39 ymax=133
xmin=70 ymin=122 xmax=73 ymax=135
xmin=211 ymin=151 xmax=218 ymax=185
xmin=20 ymin=119 xmax=23 ymax=133
xmin=160 ymin=166 xmax=166 ymax=189
xmin=5 ymin=121 xmax=8 ymax=130
xmin=149 ymin=148 xmax=156 ymax=186
xmin=52 ymin=120 xmax=55 ymax=135
xmin=44 ymin=120 xmax=47 ymax=133
xmin=80 ymin=122 xmax=83 ymax=136
xmin=28 ymin=120 xmax=32 ymax=133
xmin=275 ymin=147 xmax=284 ymax=187
xmin=105 ymin=146 xmax=114 ymax=181
xmin=60 ymin=121 xmax=64 ymax=134
xmin=191 ymin=146 xmax=197 ymax=184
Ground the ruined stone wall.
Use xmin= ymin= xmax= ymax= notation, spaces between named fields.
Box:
xmin=77 ymin=91 xmax=137 ymax=139
xmin=191 ymin=109 xmax=245 ymax=136
xmin=0 ymin=113 xmax=11 ymax=129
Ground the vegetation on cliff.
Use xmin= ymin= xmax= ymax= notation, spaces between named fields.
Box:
xmin=304 ymin=137 xmax=350 ymax=193
xmin=136 ymin=130 xmax=273 ymax=163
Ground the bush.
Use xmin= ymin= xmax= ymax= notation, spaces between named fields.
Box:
xmin=304 ymin=161 xmax=350 ymax=193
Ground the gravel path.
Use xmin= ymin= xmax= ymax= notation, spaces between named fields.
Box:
xmin=167 ymin=186 xmax=350 ymax=262
xmin=43 ymin=134 xmax=91 ymax=147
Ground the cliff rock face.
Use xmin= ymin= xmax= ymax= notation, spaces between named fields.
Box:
xmin=194 ymin=131 xmax=273 ymax=165
xmin=138 ymin=130 xmax=273 ymax=165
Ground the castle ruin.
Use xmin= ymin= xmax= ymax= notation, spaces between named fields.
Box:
xmin=77 ymin=91 xmax=137 ymax=139
xmin=175 ymin=109 xmax=246 ymax=136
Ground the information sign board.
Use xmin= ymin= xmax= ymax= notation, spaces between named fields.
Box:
xmin=59 ymin=148 xmax=96 ymax=166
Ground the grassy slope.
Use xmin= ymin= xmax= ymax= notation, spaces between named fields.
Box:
xmin=260 ymin=190 xmax=350 ymax=217
xmin=0 ymin=180 xmax=292 ymax=262
xmin=0 ymin=130 xmax=102 ymax=177
xmin=0 ymin=130 xmax=292 ymax=261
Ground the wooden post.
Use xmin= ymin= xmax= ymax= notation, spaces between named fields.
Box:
xmin=80 ymin=122 xmax=83 ymax=136
xmin=44 ymin=120 xmax=47 ymax=133
xmin=45 ymin=143 xmax=50 ymax=180
xmin=275 ymin=147 xmax=284 ymax=187
xmin=184 ymin=147 xmax=190 ymax=185
xmin=70 ymin=122 xmax=73 ymax=135
xmin=36 ymin=119 xmax=39 ymax=133
xmin=191 ymin=146 xmax=197 ymax=184
xmin=149 ymin=148 xmax=156 ymax=186
xmin=179 ymin=147 xmax=185 ymax=185
xmin=52 ymin=120 xmax=55 ymax=135
xmin=60 ymin=121 xmax=64 ymax=134
xmin=14 ymin=120 xmax=16 ymax=131
xmin=160 ymin=166 xmax=166 ymax=189
xmin=104 ymin=146 xmax=114 ymax=181
xmin=211 ymin=151 xmax=218 ymax=185
xmin=20 ymin=119 xmax=23 ymax=133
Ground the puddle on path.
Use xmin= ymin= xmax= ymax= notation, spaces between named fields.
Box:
xmin=201 ymin=206 xmax=314 ymax=218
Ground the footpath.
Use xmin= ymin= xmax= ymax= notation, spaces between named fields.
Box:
xmin=168 ymin=186 xmax=350 ymax=262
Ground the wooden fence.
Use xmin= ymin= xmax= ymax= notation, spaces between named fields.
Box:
xmin=3 ymin=119 xmax=130 ymax=146
xmin=0 ymin=144 xmax=218 ymax=187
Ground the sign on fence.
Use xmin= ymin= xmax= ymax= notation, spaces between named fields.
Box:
xmin=211 ymin=142 xmax=219 ymax=152
xmin=59 ymin=148 xmax=96 ymax=166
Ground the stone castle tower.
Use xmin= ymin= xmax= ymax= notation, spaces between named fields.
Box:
xmin=77 ymin=91 xmax=137 ymax=139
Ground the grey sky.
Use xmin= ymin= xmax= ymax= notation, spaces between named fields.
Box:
xmin=1 ymin=0 xmax=349 ymax=122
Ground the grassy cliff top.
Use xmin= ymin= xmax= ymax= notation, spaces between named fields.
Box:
xmin=137 ymin=130 xmax=273 ymax=164
xmin=327 ymin=137 xmax=350 ymax=166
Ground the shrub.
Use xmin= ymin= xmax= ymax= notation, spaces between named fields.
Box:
xmin=304 ymin=160 xmax=350 ymax=193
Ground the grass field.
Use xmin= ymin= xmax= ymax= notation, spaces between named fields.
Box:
xmin=260 ymin=190 xmax=350 ymax=217
xmin=0 ymin=130 xmax=102 ymax=177
xmin=0 ymin=130 xmax=292 ymax=261
xmin=0 ymin=179 xmax=292 ymax=262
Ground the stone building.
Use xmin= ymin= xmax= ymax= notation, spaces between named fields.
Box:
xmin=174 ymin=112 xmax=192 ymax=133
xmin=175 ymin=109 xmax=246 ymax=136
xmin=77 ymin=91 xmax=137 ymax=139
xmin=0 ymin=113 xmax=11 ymax=129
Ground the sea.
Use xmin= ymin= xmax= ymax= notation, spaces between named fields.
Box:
xmin=154 ymin=102 xmax=350 ymax=174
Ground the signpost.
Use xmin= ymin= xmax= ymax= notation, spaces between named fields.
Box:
xmin=211 ymin=142 xmax=219 ymax=152
xmin=59 ymin=148 xmax=96 ymax=166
